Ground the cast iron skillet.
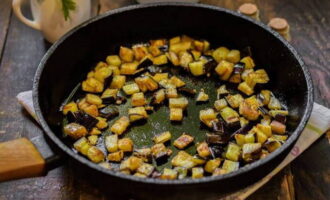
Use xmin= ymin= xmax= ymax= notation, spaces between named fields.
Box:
xmin=2 ymin=3 xmax=314 ymax=200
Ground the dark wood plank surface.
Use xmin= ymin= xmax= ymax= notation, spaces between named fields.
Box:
xmin=0 ymin=0 xmax=329 ymax=199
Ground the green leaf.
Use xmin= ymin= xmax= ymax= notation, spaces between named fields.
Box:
xmin=61 ymin=0 xmax=76 ymax=21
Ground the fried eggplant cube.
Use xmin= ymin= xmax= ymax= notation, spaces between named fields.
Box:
xmin=225 ymin=143 xmax=241 ymax=161
xmin=153 ymin=131 xmax=172 ymax=144
xmin=196 ymin=141 xmax=211 ymax=158
xmin=214 ymin=99 xmax=228 ymax=111
xmin=118 ymin=138 xmax=134 ymax=152
xmin=123 ymin=83 xmax=140 ymax=95
xmin=171 ymin=151 xmax=196 ymax=169
xmin=110 ymin=75 xmax=126 ymax=89
xmin=169 ymin=97 xmax=189 ymax=109
xmin=199 ymin=108 xmax=218 ymax=127
xmin=73 ymin=137 xmax=91 ymax=155
xmin=120 ymin=62 xmax=139 ymax=75
xmin=107 ymin=150 xmax=124 ymax=162
xmin=86 ymin=94 xmax=103 ymax=105
xmin=110 ymin=116 xmax=130 ymax=135
xmin=173 ymin=133 xmax=194 ymax=149
xmin=106 ymin=55 xmax=121 ymax=66
xmin=196 ymin=89 xmax=209 ymax=102
xmin=128 ymin=107 xmax=148 ymax=122
xmin=270 ymin=120 xmax=286 ymax=134
xmin=226 ymin=94 xmax=244 ymax=109
xmin=169 ymin=76 xmax=185 ymax=87
xmin=62 ymin=102 xmax=78 ymax=115
xmin=133 ymin=148 xmax=152 ymax=163
xmin=215 ymin=60 xmax=234 ymax=81
xmin=192 ymin=167 xmax=204 ymax=179
xmin=119 ymin=46 xmax=134 ymax=62
xmin=64 ymin=123 xmax=88 ymax=139
xmin=105 ymin=134 xmax=118 ymax=153
xmin=131 ymin=92 xmax=147 ymax=107
xmin=152 ymin=89 xmax=166 ymax=104
xmin=137 ymin=163 xmax=155 ymax=177
xmin=204 ymin=158 xmax=221 ymax=173
xmin=170 ymin=108 xmax=183 ymax=121
xmin=87 ymin=146 xmax=105 ymax=163
xmin=160 ymin=168 xmax=178 ymax=180
xmin=166 ymin=88 xmax=178 ymax=98
xmin=222 ymin=160 xmax=239 ymax=173
xmin=151 ymin=143 xmax=169 ymax=163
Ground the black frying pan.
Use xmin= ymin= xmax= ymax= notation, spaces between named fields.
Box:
xmin=0 ymin=3 xmax=313 ymax=200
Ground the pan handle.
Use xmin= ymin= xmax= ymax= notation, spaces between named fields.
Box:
xmin=0 ymin=138 xmax=46 ymax=182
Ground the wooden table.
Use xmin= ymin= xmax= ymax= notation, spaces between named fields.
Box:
xmin=0 ymin=0 xmax=329 ymax=199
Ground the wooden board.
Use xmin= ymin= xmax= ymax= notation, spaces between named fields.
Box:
xmin=0 ymin=0 xmax=329 ymax=199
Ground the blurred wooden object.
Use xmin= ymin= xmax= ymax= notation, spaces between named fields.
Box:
xmin=0 ymin=0 xmax=329 ymax=199
xmin=0 ymin=138 xmax=45 ymax=182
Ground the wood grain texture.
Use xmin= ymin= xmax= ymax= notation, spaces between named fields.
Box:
xmin=0 ymin=0 xmax=12 ymax=61
xmin=0 ymin=138 xmax=45 ymax=181
xmin=0 ymin=0 xmax=329 ymax=199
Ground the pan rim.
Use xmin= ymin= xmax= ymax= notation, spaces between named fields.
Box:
xmin=33 ymin=2 xmax=314 ymax=185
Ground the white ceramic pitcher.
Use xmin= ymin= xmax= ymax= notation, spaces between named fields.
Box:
xmin=12 ymin=0 xmax=92 ymax=43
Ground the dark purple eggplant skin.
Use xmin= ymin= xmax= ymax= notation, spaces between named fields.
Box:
xmin=274 ymin=114 xmax=287 ymax=124
xmin=209 ymin=144 xmax=223 ymax=159
xmin=257 ymin=93 xmax=265 ymax=103
xmin=138 ymin=58 xmax=153 ymax=69
xmin=211 ymin=120 xmax=226 ymax=134
xmin=233 ymin=62 xmax=245 ymax=74
xmin=99 ymin=106 xmax=119 ymax=119
xmin=102 ymin=96 xmax=117 ymax=104
xmin=178 ymin=87 xmax=196 ymax=96
xmin=201 ymin=55 xmax=217 ymax=75
xmin=72 ymin=110 xmax=98 ymax=130
xmin=154 ymin=152 xmax=168 ymax=165
xmin=103 ymin=76 xmax=113 ymax=89
xmin=258 ymin=106 xmax=269 ymax=115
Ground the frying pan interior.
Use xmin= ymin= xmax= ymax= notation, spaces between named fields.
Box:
xmin=34 ymin=3 xmax=313 ymax=189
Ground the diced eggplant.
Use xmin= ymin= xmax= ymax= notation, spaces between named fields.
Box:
xmin=137 ymin=163 xmax=155 ymax=177
xmin=179 ymin=51 xmax=193 ymax=69
xmin=225 ymin=143 xmax=241 ymax=161
xmin=132 ymin=45 xmax=148 ymax=61
xmin=270 ymin=120 xmax=286 ymax=134
xmin=171 ymin=151 xmax=196 ymax=169
xmin=166 ymin=51 xmax=180 ymax=66
xmin=123 ymin=83 xmax=140 ymax=95
xmin=128 ymin=107 xmax=148 ymax=122
xmin=99 ymin=162 xmax=111 ymax=169
xmin=120 ymin=156 xmax=143 ymax=172
xmin=240 ymin=56 xmax=255 ymax=69
xmin=158 ymin=79 xmax=176 ymax=89
xmin=88 ymin=135 xmax=99 ymax=145
xmin=212 ymin=168 xmax=227 ymax=176
xmin=148 ymin=46 xmax=162 ymax=57
xmin=105 ymin=134 xmax=118 ymax=153
xmin=239 ymin=117 xmax=249 ymax=128
xmin=73 ymin=137 xmax=91 ymax=155
xmin=239 ymin=97 xmax=260 ymax=121
xmin=238 ymin=82 xmax=254 ymax=96
xmin=151 ymin=143 xmax=169 ymax=164
xmin=101 ymin=89 xmax=118 ymax=104
xmin=200 ymin=108 xmax=218 ymax=127
xmin=178 ymin=87 xmax=197 ymax=96
xmin=166 ymin=88 xmax=178 ymax=98
xmin=226 ymin=50 xmax=241 ymax=63
xmin=204 ymin=158 xmax=221 ymax=173
xmin=133 ymin=148 xmax=152 ymax=163
xmin=271 ymin=134 xmax=288 ymax=142
xmin=89 ymin=127 xmax=101 ymax=135
xmin=173 ymin=133 xmax=194 ymax=149
xmin=220 ymin=107 xmax=240 ymax=125
xmin=118 ymin=138 xmax=134 ymax=152
xmin=72 ymin=111 xmax=98 ymax=131
xmin=212 ymin=47 xmax=229 ymax=62
xmin=188 ymin=61 xmax=205 ymax=76
xmin=226 ymin=94 xmax=244 ymax=109
xmin=242 ymin=143 xmax=262 ymax=162
xmin=152 ymin=73 xmax=168 ymax=82
xmin=170 ymin=108 xmax=183 ymax=121
xmin=211 ymin=120 xmax=226 ymax=134
xmin=191 ymin=50 xmax=201 ymax=60
xmin=87 ymin=146 xmax=105 ymax=163
xmin=110 ymin=116 xmax=130 ymax=135
xmin=153 ymin=54 xmax=168 ymax=65
xmin=192 ymin=167 xmax=204 ymax=179
xmin=206 ymin=133 xmax=223 ymax=145
xmin=131 ymin=92 xmax=146 ymax=107
xmin=170 ymin=41 xmax=192 ymax=54
xmin=94 ymin=66 xmax=112 ymax=83
xmin=95 ymin=117 xmax=108 ymax=130
xmin=153 ymin=131 xmax=172 ymax=144
xmin=169 ymin=76 xmax=185 ymax=87
xmin=82 ymin=77 xmax=104 ymax=93
xmin=135 ymin=75 xmax=158 ymax=92
xmin=86 ymin=94 xmax=102 ymax=105
xmin=196 ymin=89 xmax=209 ymax=102
xmin=216 ymin=85 xmax=229 ymax=99
xmin=151 ymin=89 xmax=166 ymax=105
xmin=99 ymin=106 xmax=119 ymax=119
xmin=160 ymin=168 xmax=178 ymax=180
xmin=203 ymin=58 xmax=217 ymax=76
xmin=106 ymin=55 xmax=121 ymax=66
xmin=169 ymin=97 xmax=189 ymax=109
xmin=259 ymin=90 xmax=271 ymax=105
xmin=234 ymin=134 xmax=246 ymax=146
xmin=222 ymin=160 xmax=239 ymax=173
xmin=264 ymin=140 xmax=282 ymax=153
xmin=110 ymin=75 xmax=126 ymax=89
xmin=196 ymin=141 xmax=211 ymax=158
xmin=214 ymin=99 xmax=228 ymax=111
xmin=107 ymin=150 xmax=124 ymax=162
xmin=174 ymin=167 xmax=188 ymax=179
xmin=120 ymin=62 xmax=139 ymax=75
xmin=268 ymin=95 xmax=282 ymax=110
xmin=119 ymin=46 xmax=134 ymax=62
xmin=62 ymin=102 xmax=78 ymax=115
